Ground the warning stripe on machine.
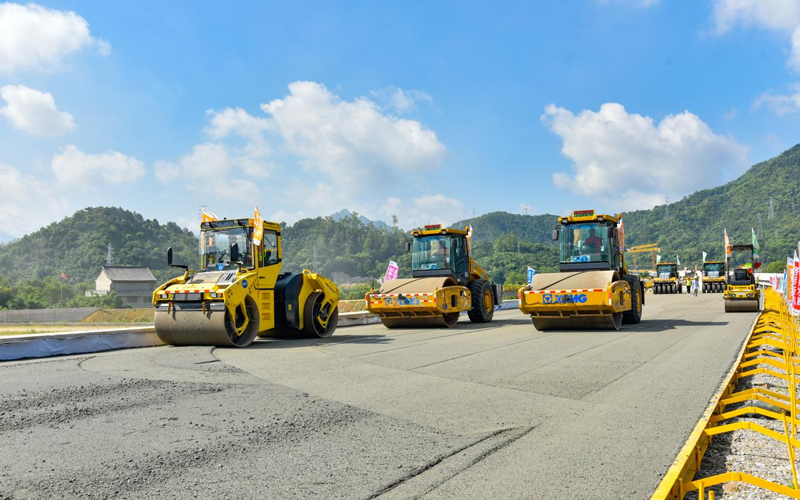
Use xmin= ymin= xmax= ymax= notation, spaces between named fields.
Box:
xmin=526 ymin=288 xmax=605 ymax=294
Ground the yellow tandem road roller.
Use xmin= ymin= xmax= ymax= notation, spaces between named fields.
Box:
xmin=519 ymin=210 xmax=643 ymax=331
xmin=153 ymin=217 xmax=340 ymax=347
xmin=702 ymin=260 xmax=726 ymax=293
xmin=723 ymin=243 xmax=761 ymax=313
xmin=365 ymin=224 xmax=502 ymax=328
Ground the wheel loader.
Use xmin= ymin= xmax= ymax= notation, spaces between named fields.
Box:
xmin=365 ymin=224 xmax=501 ymax=328
xmin=701 ymin=260 xmax=726 ymax=293
xmin=153 ymin=217 xmax=339 ymax=347
xmin=723 ymin=244 xmax=761 ymax=312
xmin=652 ymin=262 xmax=681 ymax=294
xmin=518 ymin=210 xmax=643 ymax=331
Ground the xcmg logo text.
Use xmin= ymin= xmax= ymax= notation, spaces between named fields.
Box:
xmin=542 ymin=293 xmax=588 ymax=304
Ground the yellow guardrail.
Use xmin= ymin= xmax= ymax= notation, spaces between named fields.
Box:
xmin=652 ymin=288 xmax=800 ymax=499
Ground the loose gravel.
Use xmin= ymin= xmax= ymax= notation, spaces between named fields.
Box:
xmin=691 ymin=352 xmax=798 ymax=499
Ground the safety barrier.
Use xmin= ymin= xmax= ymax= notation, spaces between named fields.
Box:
xmin=652 ymin=288 xmax=800 ymax=499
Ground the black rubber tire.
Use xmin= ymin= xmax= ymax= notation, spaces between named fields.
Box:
xmin=622 ymin=276 xmax=642 ymax=325
xmin=467 ymin=280 xmax=494 ymax=323
xmin=302 ymin=292 xmax=338 ymax=338
xmin=224 ymin=297 xmax=260 ymax=347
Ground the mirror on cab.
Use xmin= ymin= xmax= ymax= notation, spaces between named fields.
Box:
xmin=404 ymin=240 xmax=412 ymax=252
xmin=552 ymin=229 xmax=560 ymax=241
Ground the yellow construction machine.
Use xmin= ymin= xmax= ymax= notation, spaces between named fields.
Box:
xmin=652 ymin=262 xmax=681 ymax=294
xmin=153 ymin=217 xmax=340 ymax=347
xmin=702 ymin=260 xmax=726 ymax=293
xmin=723 ymin=244 xmax=761 ymax=312
xmin=365 ymin=224 xmax=501 ymax=328
xmin=518 ymin=210 xmax=643 ymax=330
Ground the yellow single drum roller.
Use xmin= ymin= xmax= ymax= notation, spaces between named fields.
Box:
xmin=367 ymin=277 xmax=470 ymax=328
xmin=519 ymin=210 xmax=643 ymax=331
xmin=519 ymin=271 xmax=632 ymax=330
xmin=723 ymin=243 xmax=762 ymax=313
xmin=366 ymin=224 xmax=501 ymax=329
xmin=153 ymin=217 xmax=339 ymax=347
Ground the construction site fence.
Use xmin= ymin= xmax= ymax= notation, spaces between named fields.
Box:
xmin=652 ymin=289 xmax=800 ymax=499
xmin=0 ymin=307 xmax=99 ymax=324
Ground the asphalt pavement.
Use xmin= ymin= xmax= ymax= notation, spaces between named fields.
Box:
xmin=0 ymin=292 xmax=756 ymax=499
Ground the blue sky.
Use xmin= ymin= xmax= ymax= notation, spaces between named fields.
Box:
xmin=1 ymin=0 xmax=800 ymax=238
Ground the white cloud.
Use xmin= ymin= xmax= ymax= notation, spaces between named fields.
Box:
xmin=712 ymin=0 xmax=800 ymax=71
xmin=158 ymin=82 xmax=445 ymax=222
xmin=154 ymin=143 xmax=259 ymax=199
xmin=261 ymin=81 xmax=445 ymax=185
xmin=0 ymin=163 xmax=68 ymax=237
xmin=52 ymin=145 xmax=145 ymax=189
xmin=205 ymin=107 xmax=272 ymax=142
xmin=0 ymin=3 xmax=109 ymax=74
xmin=0 ymin=84 xmax=75 ymax=136
xmin=754 ymin=84 xmax=800 ymax=114
xmin=381 ymin=194 xmax=466 ymax=230
xmin=542 ymin=103 xmax=748 ymax=210
xmin=371 ymin=87 xmax=434 ymax=114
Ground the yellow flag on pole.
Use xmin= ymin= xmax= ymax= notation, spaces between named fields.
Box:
xmin=201 ymin=207 xmax=218 ymax=222
xmin=252 ymin=206 xmax=264 ymax=246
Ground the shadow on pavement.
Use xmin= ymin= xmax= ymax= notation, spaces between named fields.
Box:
xmin=636 ymin=319 xmax=732 ymax=333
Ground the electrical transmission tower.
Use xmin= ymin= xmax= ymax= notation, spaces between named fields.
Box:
xmin=769 ymin=197 xmax=774 ymax=219
xmin=522 ymin=204 xmax=529 ymax=215
xmin=106 ymin=242 xmax=115 ymax=266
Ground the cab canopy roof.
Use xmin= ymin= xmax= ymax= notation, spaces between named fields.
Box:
xmin=412 ymin=225 xmax=469 ymax=237
xmin=559 ymin=210 xmax=622 ymax=225
xmin=201 ymin=218 xmax=281 ymax=232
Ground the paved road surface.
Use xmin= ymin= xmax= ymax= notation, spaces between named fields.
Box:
xmin=0 ymin=292 xmax=756 ymax=499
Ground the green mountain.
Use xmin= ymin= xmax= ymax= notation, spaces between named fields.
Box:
xmin=0 ymin=207 xmax=199 ymax=285
xmin=621 ymin=143 xmax=800 ymax=268
xmin=0 ymin=143 xmax=798 ymax=307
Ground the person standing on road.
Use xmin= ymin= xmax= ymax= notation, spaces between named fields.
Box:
xmin=692 ymin=273 xmax=700 ymax=297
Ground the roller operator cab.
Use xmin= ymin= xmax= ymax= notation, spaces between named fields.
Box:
xmin=365 ymin=224 xmax=502 ymax=328
xmin=723 ymin=244 xmax=761 ymax=313
xmin=519 ymin=210 xmax=643 ymax=331
xmin=652 ymin=262 xmax=682 ymax=294
xmin=153 ymin=217 xmax=340 ymax=347
xmin=702 ymin=261 xmax=726 ymax=293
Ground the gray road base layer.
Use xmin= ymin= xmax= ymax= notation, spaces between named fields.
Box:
xmin=0 ymin=292 xmax=754 ymax=499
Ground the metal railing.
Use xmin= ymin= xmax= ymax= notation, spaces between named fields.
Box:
xmin=652 ymin=289 xmax=800 ymax=499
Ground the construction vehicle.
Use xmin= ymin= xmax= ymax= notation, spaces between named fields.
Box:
xmin=153 ymin=217 xmax=340 ymax=347
xmin=365 ymin=224 xmax=501 ymax=328
xmin=518 ymin=210 xmax=643 ymax=330
xmin=702 ymin=260 xmax=726 ymax=293
xmin=652 ymin=262 xmax=681 ymax=294
xmin=723 ymin=244 xmax=761 ymax=312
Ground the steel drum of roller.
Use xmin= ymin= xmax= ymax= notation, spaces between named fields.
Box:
xmin=522 ymin=270 xmax=626 ymax=331
xmin=154 ymin=300 xmax=260 ymax=347
xmin=373 ymin=277 xmax=462 ymax=328
xmin=724 ymin=299 xmax=760 ymax=313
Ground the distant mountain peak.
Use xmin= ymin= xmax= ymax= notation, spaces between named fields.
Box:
xmin=330 ymin=209 xmax=389 ymax=229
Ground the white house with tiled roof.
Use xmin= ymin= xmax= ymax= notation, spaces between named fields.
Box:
xmin=93 ymin=266 xmax=157 ymax=308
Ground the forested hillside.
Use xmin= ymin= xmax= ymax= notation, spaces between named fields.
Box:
xmin=621 ymin=143 xmax=800 ymax=267
xmin=1 ymin=143 xmax=800 ymax=309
